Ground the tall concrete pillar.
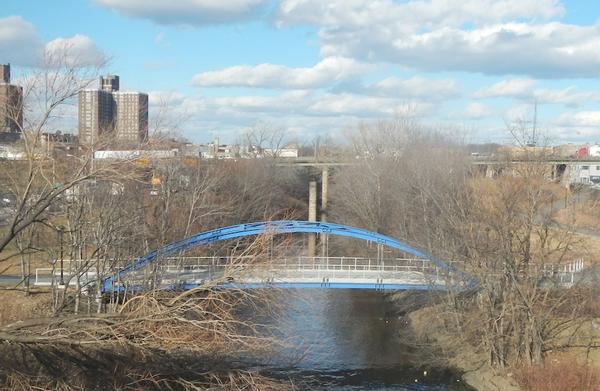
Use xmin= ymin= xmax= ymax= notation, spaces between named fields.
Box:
xmin=561 ymin=165 xmax=573 ymax=187
xmin=308 ymin=181 xmax=317 ymax=258
xmin=321 ymin=168 xmax=329 ymax=256
xmin=321 ymin=168 xmax=328 ymax=222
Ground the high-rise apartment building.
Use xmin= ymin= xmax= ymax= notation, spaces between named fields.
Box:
xmin=78 ymin=75 xmax=148 ymax=145
xmin=78 ymin=89 xmax=113 ymax=144
xmin=113 ymin=92 xmax=148 ymax=143
xmin=1 ymin=64 xmax=10 ymax=84
xmin=0 ymin=64 xmax=23 ymax=136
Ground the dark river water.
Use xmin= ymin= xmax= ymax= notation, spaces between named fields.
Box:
xmin=261 ymin=289 xmax=472 ymax=390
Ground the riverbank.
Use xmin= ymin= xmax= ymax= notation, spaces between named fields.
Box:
xmin=408 ymin=305 xmax=522 ymax=391
xmin=389 ymin=291 xmax=522 ymax=391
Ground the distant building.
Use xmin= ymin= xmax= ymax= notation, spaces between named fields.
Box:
xmin=78 ymin=75 xmax=148 ymax=145
xmin=0 ymin=64 xmax=23 ymax=136
xmin=113 ymin=92 xmax=148 ymax=143
xmin=571 ymin=164 xmax=600 ymax=185
xmin=574 ymin=145 xmax=588 ymax=158
xmin=553 ymin=144 xmax=578 ymax=157
xmin=589 ymin=145 xmax=600 ymax=157
xmin=573 ymin=144 xmax=600 ymax=158
xmin=78 ymin=89 xmax=113 ymax=144
xmin=93 ymin=149 xmax=177 ymax=160
xmin=0 ymin=64 xmax=10 ymax=84
xmin=570 ymin=144 xmax=600 ymax=185
xmin=263 ymin=147 xmax=299 ymax=158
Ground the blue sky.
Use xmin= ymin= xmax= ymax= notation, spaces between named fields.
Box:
xmin=2 ymin=0 xmax=600 ymax=144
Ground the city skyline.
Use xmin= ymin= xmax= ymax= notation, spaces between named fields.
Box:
xmin=1 ymin=1 xmax=600 ymax=144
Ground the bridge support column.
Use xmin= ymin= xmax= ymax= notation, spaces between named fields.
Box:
xmin=308 ymin=181 xmax=317 ymax=258
xmin=485 ymin=165 xmax=493 ymax=178
xmin=321 ymin=167 xmax=329 ymax=257
xmin=321 ymin=167 xmax=328 ymax=222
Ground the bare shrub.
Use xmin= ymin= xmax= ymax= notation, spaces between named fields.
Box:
xmin=513 ymin=359 xmax=600 ymax=391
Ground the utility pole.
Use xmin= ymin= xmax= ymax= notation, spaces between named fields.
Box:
xmin=58 ymin=225 xmax=65 ymax=286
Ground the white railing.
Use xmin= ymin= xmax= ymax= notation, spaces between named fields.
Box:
xmin=34 ymin=256 xmax=589 ymax=289
xmin=119 ymin=256 xmax=449 ymax=287
xmin=34 ymin=268 xmax=98 ymax=286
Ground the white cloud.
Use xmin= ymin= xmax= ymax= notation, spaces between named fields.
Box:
xmin=275 ymin=0 xmax=563 ymax=29
xmin=151 ymin=88 xmax=436 ymax=141
xmin=149 ymin=91 xmax=186 ymax=106
xmin=475 ymin=79 xmax=600 ymax=108
xmin=556 ymin=111 xmax=600 ymax=128
xmin=533 ymin=88 xmax=600 ymax=107
xmin=368 ymin=76 xmax=459 ymax=100
xmin=192 ymin=57 xmax=370 ymax=89
xmin=0 ymin=16 xmax=43 ymax=66
xmin=274 ymin=0 xmax=600 ymax=78
xmin=45 ymin=35 xmax=107 ymax=68
xmin=464 ymin=103 xmax=493 ymax=119
xmin=474 ymin=79 xmax=536 ymax=99
xmin=551 ymin=111 xmax=600 ymax=140
xmin=306 ymin=94 xmax=431 ymax=117
xmin=0 ymin=16 xmax=106 ymax=69
xmin=504 ymin=104 xmax=534 ymax=122
xmin=96 ymin=0 xmax=266 ymax=26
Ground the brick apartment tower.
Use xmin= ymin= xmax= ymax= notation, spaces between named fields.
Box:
xmin=0 ymin=64 xmax=23 ymax=136
xmin=78 ymin=75 xmax=148 ymax=145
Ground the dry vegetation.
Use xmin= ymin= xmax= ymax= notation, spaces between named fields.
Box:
xmin=554 ymin=197 xmax=600 ymax=232
xmin=0 ymin=290 xmax=51 ymax=326
xmin=0 ymin=236 xmax=297 ymax=390
xmin=513 ymin=355 xmax=600 ymax=391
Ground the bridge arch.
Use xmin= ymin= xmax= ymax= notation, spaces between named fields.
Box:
xmin=102 ymin=220 xmax=452 ymax=292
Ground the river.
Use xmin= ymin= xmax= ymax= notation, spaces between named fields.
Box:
xmin=261 ymin=289 xmax=472 ymax=390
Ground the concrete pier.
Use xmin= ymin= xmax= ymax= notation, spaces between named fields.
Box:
xmin=308 ymin=181 xmax=317 ymax=257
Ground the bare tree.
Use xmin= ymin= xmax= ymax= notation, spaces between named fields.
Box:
xmin=244 ymin=121 xmax=287 ymax=158
xmin=0 ymin=47 xmax=114 ymax=257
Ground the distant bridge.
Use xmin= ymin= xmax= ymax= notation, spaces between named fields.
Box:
xmin=275 ymin=156 xmax=600 ymax=167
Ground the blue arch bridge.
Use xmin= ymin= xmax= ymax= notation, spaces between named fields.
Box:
xmin=100 ymin=221 xmax=466 ymax=293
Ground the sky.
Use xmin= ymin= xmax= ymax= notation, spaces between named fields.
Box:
xmin=2 ymin=0 xmax=600 ymax=145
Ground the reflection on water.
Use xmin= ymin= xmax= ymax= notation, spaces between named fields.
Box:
xmin=265 ymin=289 xmax=471 ymax=390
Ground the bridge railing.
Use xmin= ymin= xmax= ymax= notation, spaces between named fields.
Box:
xmin=151 ymin=256 xmax=446 ymax=275
xmin=34 ymin=256 xmax=589 ymax=290
xmin=122 ymin=256 xmax=452 ymax=285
